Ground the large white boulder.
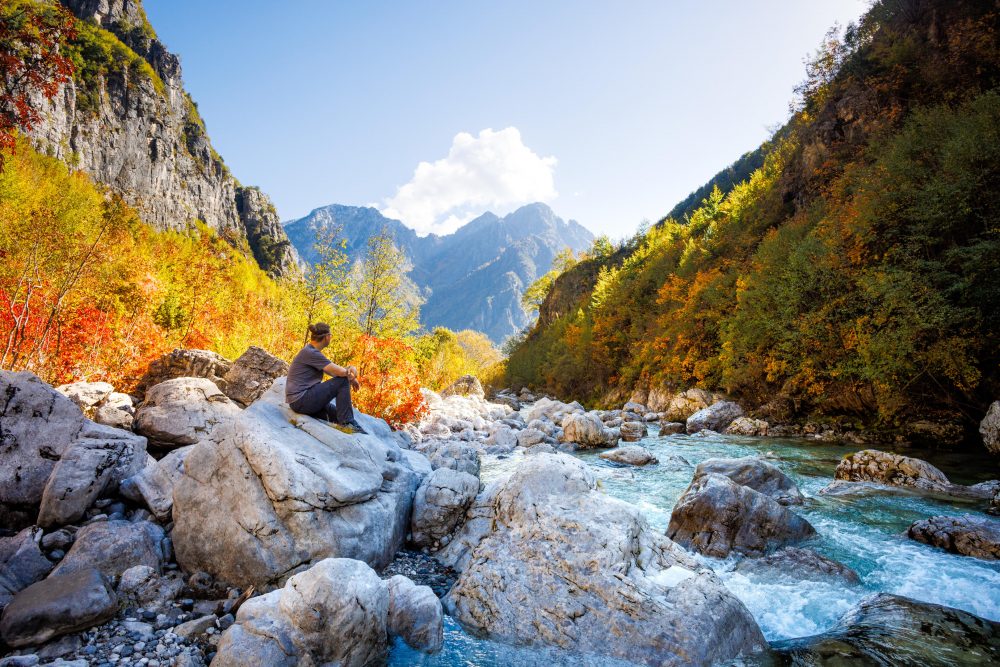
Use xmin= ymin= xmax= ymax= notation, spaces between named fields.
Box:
xmin=685 ymin=400 xmax=744 ymax=434
xmin=561 ymin=412 xmax=620 ymax=449
xmin=438 ymin=454 xmax=766 ymax=666
xmin=134 ymin=377 xmax=241 ymax=448
xmin=171 ymin=378 xmax=420 ymax=587
xmin=212 ymin=558 xmax=442 ymax=666
xmin=410 ymin=468 xmax=480 ymax=550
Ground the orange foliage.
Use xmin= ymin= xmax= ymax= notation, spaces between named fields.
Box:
xmin=348 ymin=335 xmax=428 ymax=428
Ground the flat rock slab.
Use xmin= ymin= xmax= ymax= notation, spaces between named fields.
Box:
xmin=907 ymin=514 xmax=1000 ymax=560
xmin=0 ymin=568 xmax=117 ymax=647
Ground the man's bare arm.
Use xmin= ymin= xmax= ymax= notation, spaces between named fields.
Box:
xmin=323 ymin=363 xmax=350 ymax=378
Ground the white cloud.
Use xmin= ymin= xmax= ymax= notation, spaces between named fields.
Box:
xmin=382 ymin=127 xmax=557 ymax=236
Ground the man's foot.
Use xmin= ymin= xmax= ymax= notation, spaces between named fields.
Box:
xmin=340 ymin=419 xmax=368 ymax=435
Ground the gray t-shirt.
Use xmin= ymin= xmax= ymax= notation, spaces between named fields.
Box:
xmin=285 ymin=344 xmax=332 ymax=404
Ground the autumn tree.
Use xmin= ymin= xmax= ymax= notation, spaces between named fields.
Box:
xmin=521 ymin=247 xmax=579 ymax=314
xmin=0 ymin=0 xmax=76 ymax=171
xmin=347 ymin=228 xmax=421 ymax=339
xmin=300 ymin=224 xmax=349 ymax=343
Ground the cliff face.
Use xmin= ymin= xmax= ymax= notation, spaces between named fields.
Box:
xmin=27 ymin=0 xmax=298 ymax=277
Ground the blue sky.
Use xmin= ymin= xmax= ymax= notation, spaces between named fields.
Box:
xmin=145 ymin=0 xmax=870 ymax=238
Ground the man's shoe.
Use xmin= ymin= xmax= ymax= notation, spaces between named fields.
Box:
xmin=342 ymin=420 xmax=368 ymax=435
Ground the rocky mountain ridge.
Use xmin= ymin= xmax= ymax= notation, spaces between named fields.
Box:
xmin=285 ymin=202 xmax=593 ymax=342
xmin=26 ymin=0 xmax=297 ymax=277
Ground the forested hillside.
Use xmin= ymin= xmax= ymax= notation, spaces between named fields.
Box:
xmin=505 ymin=0 xmax=1000 ymax=441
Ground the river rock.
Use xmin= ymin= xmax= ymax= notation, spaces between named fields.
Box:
xmin=0 ymin=372 xmax=86 ymax=529
xmin=668 ymin=473 xmax=815 ymax=557
xmin=0 ymin=568 xmax=117 ymax=648
xmin=561 ymin=412 xmax=620 ymax=449
xmin=0 ymin=528 xmax=53 ymax=610
xmin=92 ymin=392 xmax=135 ymax=430
xmin=119 ymin=445 xmax=192 ymax=521
xmin=220 ymin=346 xmax=289 ymax=407
xmin=52 ymin=520 xmax=166 ymax=581
xmin=37 ymin=422 xmax=147 ymax=527
xmin=599 ymin=445 xmax=658 ymax=466
xmin=694 ymin=457 xmax=804 ymax=505
xmin=411 ymin=468 xmax=480 ymax=550
xmin=441 ymin=375 xmax=485 ymax=399
xmin=833 ymin=449 xmax=952 ymax=492
xmin=133 ymin=348 xmax=232 ymax=400
xmin=724 ymin=417 xmax=769 ymax=436
xmin=484 ymin=425 xmax=517 ymax=453
xmin=172 ymin=378 xmax=419 ymax=587
xmin=772 ymin=593 xmax=1000 ymax=664
xmin=212 ymin=558 xmax=392 ymax=667
xmin=663 ymin=388 xmax=724 ymax=422
xmin=386 ymin=575 xmax=444 ymax=653
xmin=735 ymin=546 xmax=860 ymax=585
xmin=620 ymin=421 xmax=648 ymax=442
xmin=425 ymin=440 xmax=481 ymax=477
xmin=116 ymin=565 xmax=184 ymax=610
xmin=622 ymin=401 xmax=648 ymax=415
xmin=658 ymin=420 xmax=685 ymax=435
xmin=982 ymin=401 xmax=1000 ymax=456
xmin=686 ymin=401 xmax=744 ymax=434
xmin=907 ymin=514 xmax=1000 ymax=560
xmin=516 ymin=427 xmax=547 ymax=448
xmin=439 ymin=454 xmax=767 ymax=666
xmin=54 ymin=382 xmax=113 ymax=413
xmin=134 ymin=377 xmax=241 ymax=448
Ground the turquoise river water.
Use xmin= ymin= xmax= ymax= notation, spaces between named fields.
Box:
xmin=389 ymin=426 xmax=1000 ymax=666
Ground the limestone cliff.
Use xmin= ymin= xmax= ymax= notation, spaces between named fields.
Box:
xmin=27 ymin=0 xmax=297 ymax=277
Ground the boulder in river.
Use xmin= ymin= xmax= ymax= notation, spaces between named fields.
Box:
xmin=134 ymin=377 xmax=241 ymax=448
xmin=906 ymin=514 xmax=1000 ymax=560
xmin=833 ymin=449 xmax=954 ymax=492
xmin=438 ymin=453 xmax=767 ymax=666
xmin=0 ymin=568 xmax=117 ymax=648
xmin=663 ymin=388 xmax=725 ymax=422
xmin=686 ymin=400 xmax=744 ymax=434
xmin=694 ymin=456 xmax=804 ymax=505
xmin=0 ymin=371 xmax=87 ymax=529
xmin=735 ymin=546 xmax=861 ymax=585
xmin=620 ymin=420 xmax=648 ymax=442
xmin=667 ymin=473 xmax=815 ymax=557
xmin=982 ymin=401 xmax=1000 ymax=456
xmin=220 ymin=345 xmax=289 ymax=407
xmin=561 ymin=412 xmax=620 ymax=448
xmin=772 ymin=593 xmax=1000 ymax=665
xmin=172 ymin=378 xmax=420 ymax=588
xmin=599 ymin=445 xmax=658 ymax=466
xmin=410 ymin=468 xmax=480 ymax=550
xmin=213 ymin=558 xmax=442 ymax=666
xmin=386 ymin=574 xmax=444 ymax=653
xmin=658 ymin=420 xmax=685 ymax=435
xmin=724 ymin=417 xmax=769 ymax=436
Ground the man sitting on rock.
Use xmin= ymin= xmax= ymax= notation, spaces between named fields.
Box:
xmin=286 ymin=322 xmax=367 ymax=434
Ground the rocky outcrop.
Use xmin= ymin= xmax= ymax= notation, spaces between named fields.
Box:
xmin=55 ymin=381 xmax=113 ymax=412
xmin=438 ymin=454 xmax=767 ymax=666
xmin=982 ymin=401 xmax=1000 ymax=455
xmin=441 ymin=375 xmax=485 ymax=399
xmin=37 ymin=421 xmax=147 ymax=527
xmin=694 ymin=457 xmax=805 ymax=505
xmin=0 ymin=568 xmax=118 ymax=648
xmin=907 ymin=515 xmax=1000 ymax=560
xmin=599 ymin=445 xmax=658 ymax=466
xmin=735 ymin=547 xmax=860 ymax=585
xmin=0 ymin=528 xmax=53 ymax=611
xmin=30 ymin=1 xmax=297 ymax=277
xmin=686 ymin=400 xmax=744 ymax=434
xmin=668 ymin=473 xmax=815 ymax=557
xmin=133 ymin=348 xmax=232 ymax=400
xmin=171 ymin=379 xmax=420 ymax=587
xmin=134 ymin=377 xmax=240 ymax=448
xmin=0 ymin=372 xmax=87 ymax=528
xmin=410 ymin=468 xmax=480 ymax=550
xmin=772 ymin=594 xmax=1000 ymax=664
xmin=119 ymin=445 xmax=192 ymax=521
xmin=213 ymin=558 xmax=441 ymax=666
xmin=219 ymin=345 xmax=289 ymax=407
xmin=663 ymin=388 xmax=725 ymax=422
xmin=561 ymin=412 xmax=620 ymax=448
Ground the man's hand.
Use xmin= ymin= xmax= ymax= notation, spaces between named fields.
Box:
xmin=347 ymin=365 xmax=360 ymax=391
xmin=350 ymin=377 xmax=361 ymax=392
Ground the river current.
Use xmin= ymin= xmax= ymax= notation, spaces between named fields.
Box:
xmin=389 ymin=426 xmax=1000 ymax=666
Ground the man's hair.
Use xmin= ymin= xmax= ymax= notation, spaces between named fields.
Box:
xmin=308 ymin=322 xmax=331 ymax=341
